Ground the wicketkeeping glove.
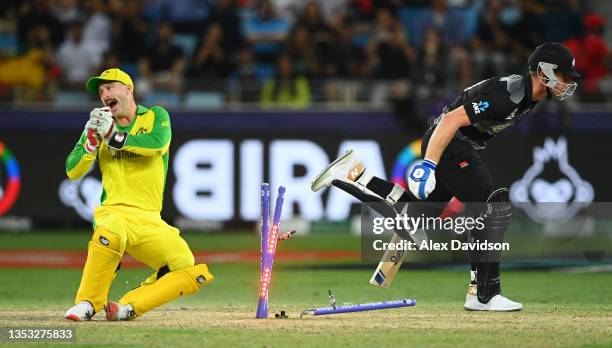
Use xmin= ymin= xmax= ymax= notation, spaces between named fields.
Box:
xmin=408 ymin=158 xmax=437 ymax=200
xmin=83 ymin=119 xmax=101 ymax=154
xmin=89 ymin=107 xmax=115 ymax=140
xmin=89 ymin=107 xmax=127 ymax=151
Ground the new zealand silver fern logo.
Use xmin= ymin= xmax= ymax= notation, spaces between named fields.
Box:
xmin=510 ymin=137 xmax=593 ymax=223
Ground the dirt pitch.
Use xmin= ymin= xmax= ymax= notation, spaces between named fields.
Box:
xmin=2 ymin=305 xmax=611 ymax=348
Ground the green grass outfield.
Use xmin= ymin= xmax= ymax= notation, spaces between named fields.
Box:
xmin=0 ymin=232 xmax=611 ymax=348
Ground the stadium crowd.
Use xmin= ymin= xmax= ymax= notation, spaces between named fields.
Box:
xmin=0 ymin=0 xmax=609 ymax=109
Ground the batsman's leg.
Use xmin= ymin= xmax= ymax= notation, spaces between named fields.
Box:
xmin=464 ymin=188 xmax=521 ymax=311
xmin=65 ymin=226 xmax=126 ymax=321
xmin=311 ymin=149 xmax=424 ymax=242
xmin=437 ymin=172 xmax=521 ymax=310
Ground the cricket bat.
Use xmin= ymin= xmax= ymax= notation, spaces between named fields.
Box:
xmin=369 ymin=232 xmax=408 ymax=288
xmin=369 ymin=197 xmax=465 ymax=289
xmin=369 ymin=228 xmax=428 ymax=288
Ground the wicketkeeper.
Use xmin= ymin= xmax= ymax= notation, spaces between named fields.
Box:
xmin=311 ymin=42 xmax=580 ymax=311
xmin=64 ymin=68 xmax=214 ymax=321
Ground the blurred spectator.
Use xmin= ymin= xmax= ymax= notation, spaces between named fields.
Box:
xmin=0 ymin=25 xmax=55 ymax=100
xmin=470 ymin=0 xmax=512 ymax=79
xmin=285 ymin=25 xmax=319 ymax=77
xmin=189 ymin=23 xmax=231 ymax=89
xmin=81 ymin=0 xmax=112 ymax=56
xmin=418 ymin=26 xmax=471 ymax=92
xmin=52 ymin=0 xmax=80 ymax=25
xmin=0 ymin=1 xmax=20 ymax=16
xmin=390 ymin=81 xmax=427 ymax=132
xmin=298 ymin=1 xmax=333 ymax=39
xmin=348 ymin=0 xmax=401 ymax=22
xmin=261 ymin=55 xmax=310 ymax=108
xmin=345 ymin=0 xmax=376 ymax=23
xmin=99 ymin=51 xmax=121 ymax=72
xmin=506 ymin=0 xmax=544 ymax=61
xmin=207 ymin=0 xmax=244 ymax=55
xmin=274 ymin=0 xmax=348 ymax=24
xmin=55 ymin=20 xmax=100 ymax=87
xmin=1 ymin=0 xmax=611 ymax=108
xmin=17 ymin=0 xmax=64 ymax=51
xmin=323 ymin=20 xmax=368 ymax=78
xmin=229 ymin=46 xmax=260 ymax=103
xmin=244 ymin=0 xmax=291 ymax=63
xmin=415 ymin=28 xmax=448 ymax=88
xmin=164 ymin=0 xmax=210 ymax=33
xmin=109 ymin=0 xmax=149 ymax=63
xmin=297 ymin=1 xmax=333 ymax=64
xmin=138 ymin=22 xmax=185 ymax=93
xmin=564 ymin=13 xmax=610 ymax=101
xmin=538 ymin=0 xmax=582 ymax=43
xmin=413 ymin=0 xmax=467 ymax=48
xmin=367 ymin=8 xmax=417 ymax=79
xmin=140 ymin=0 xmax=208 ymax=31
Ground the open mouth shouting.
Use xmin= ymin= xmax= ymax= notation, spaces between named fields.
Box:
xmin=104 ymin=98 xmax=119 ymax=114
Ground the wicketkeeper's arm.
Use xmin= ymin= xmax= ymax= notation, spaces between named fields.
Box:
xmin=424 ymin=106 xmax=471 ymax=164
xmin=109 ymin=106 xmax=171 ymax=156
xmin=66 ymin=131 xmax=97 ymax=179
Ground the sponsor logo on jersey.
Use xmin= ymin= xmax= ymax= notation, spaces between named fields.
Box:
xmin=135 ymin=127 xmax=147 ymax=135
xmin=112 ymin=151 xmax=141 ymax=160
xmin=510 ymin=137 xmax=593 ymax=223
xmin=472 ymin=101 xmax=490 ymax=114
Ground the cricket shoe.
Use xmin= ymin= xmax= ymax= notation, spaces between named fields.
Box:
xmin=64 ymin=301 xmax=95 ymax=321
xmin=464 ymin=286 xmax=522 ymax=311
xmin=105 ymin=302 xmax=136 ymax=321
xmin=311 ymin=149 xmax=363 ymax=192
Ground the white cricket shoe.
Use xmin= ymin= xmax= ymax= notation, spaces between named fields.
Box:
xmin=64 ymin=301 xmax=95 ymax=321
xmin=105 ymin=301 xmax=136 ymax=321
xmin=311 ymin=149 xmax=362 ymax=192
xmin=464 ymin=292 xmax=523 ymax=312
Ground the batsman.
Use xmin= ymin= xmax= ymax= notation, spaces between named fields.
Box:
xmin=64 ymin=68 xmax=214 ymax=321
xmin=312 ymin=42 xmax=580 ymax=311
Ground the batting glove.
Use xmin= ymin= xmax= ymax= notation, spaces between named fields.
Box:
xmin=408 ymin=158 xmax=437 ymax=200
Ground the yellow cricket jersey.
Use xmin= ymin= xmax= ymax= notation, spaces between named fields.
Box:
xmin=65 ymin=105 xmax=171 ymax=213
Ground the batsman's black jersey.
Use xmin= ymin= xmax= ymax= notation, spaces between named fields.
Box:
xmin=440 ymin=74 xmax=538 ymax=149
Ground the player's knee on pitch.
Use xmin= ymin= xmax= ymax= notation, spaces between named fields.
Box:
xmin=91 ymin=227 xmax=126 ymax=255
